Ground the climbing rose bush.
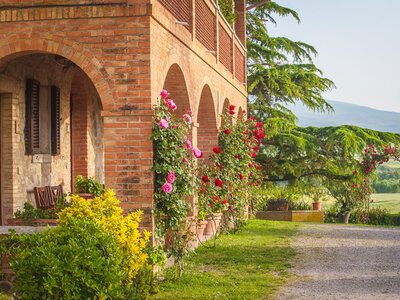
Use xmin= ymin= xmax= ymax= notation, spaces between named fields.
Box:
xmin=351 ymin=144 xmax=400 ymax=223
xmin=151 ymin=90 xmax=198 ymax=275
xmin=197 ymin=107 xmax=264 ymax=230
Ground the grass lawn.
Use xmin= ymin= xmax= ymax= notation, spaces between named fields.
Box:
xmin=154 ymin=219 xmax=301 ymax=299
xmin=371 ymin=193 xmax=400 ymax=214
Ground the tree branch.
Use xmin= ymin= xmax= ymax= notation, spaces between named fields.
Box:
xmin=246 ymin=0 xmax=271 ymax=11
xmin=264 ymin=170 xmax=353 ymax=182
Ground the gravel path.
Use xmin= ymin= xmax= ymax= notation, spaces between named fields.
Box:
xmin=278 ymin=224 xmax=400 ymax=300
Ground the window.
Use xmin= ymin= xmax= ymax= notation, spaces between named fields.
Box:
xmin=25 ymin=79 xmax=61 ymax=155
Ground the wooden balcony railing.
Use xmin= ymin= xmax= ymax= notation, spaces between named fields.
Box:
xmin=158 ymin=0 xmax=247 ymax=85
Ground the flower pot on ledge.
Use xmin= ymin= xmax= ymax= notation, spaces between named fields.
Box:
xmin=7 ymin=218 xmax=58 ymax=226
xmin=312 ymin=202 xmax=322 ymax=211
xmin=269 ymin=204 xmax=289 ymax=211
xmin=76 ymin=193 xmax=95 ymax=200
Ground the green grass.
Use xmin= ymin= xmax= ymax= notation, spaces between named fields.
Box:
xmin=154 ymin=220 xmax=301 ymax=300
xmin=371 ymin=193 xmax=400 ymax=214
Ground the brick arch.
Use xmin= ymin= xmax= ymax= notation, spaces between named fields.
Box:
xmin=197 ymin=84 xmax=218 ymax=159
xmin=162 ymin=63 xmax=191 ymax=115
xmin=0 ymin=35 xmax=114 ymax=109
xmin=221 ymin=98 xmax=233 ymax=127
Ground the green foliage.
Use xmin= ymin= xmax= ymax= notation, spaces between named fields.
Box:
xmin=218 ymin=0 xmax=236 ymax=25
xmin=156 ymin=219 xmax=300 ymax=299
xmin=74 ymin=175 xmax=105 ymax=196
xmin=14 ymin=197 xmax=70 ymax=224
xmin=197 ymin=108 xmax=264 ymax=232
xmin=246 ymin=1 xmax=334 ymax=122
xmin=151 ymin=92 xmax=197 ymax=275
xmin=256 ymin=125 xmax=400 ymax=184
xmin=291 ymin=199 xmax=312 ymax=211
xmin=373 ymin=179 xmax=400 ymax=193
xmin=349 ymin=207 xmax=400 ymax=226
xmin=6 ymin=219 xmax=126 ymax=299
xmin=57 ymin=191 xmax=151 ymax=282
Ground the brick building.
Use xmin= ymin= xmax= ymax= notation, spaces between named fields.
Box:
xmin=0 ymin=0 xmax=247 ymax=231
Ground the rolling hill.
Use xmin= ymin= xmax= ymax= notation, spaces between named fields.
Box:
xmin=289 ymin=100 xmax=400 ymax=133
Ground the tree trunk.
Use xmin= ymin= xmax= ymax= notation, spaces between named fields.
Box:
xmin=338 ymin=211 xmax=351 ymax=224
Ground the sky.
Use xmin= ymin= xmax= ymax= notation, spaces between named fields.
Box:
xmin=267 ymin=0 xmax=400 ymax=113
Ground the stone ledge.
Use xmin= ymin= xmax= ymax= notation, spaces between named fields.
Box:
xmin=256 ymin=210 xmax=324 ymax=223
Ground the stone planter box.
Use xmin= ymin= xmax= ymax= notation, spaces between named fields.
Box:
xmin=256 ymin=210 xmax=324 ymax=223
xmin=7 ymin=218 xmax=58 ymax=226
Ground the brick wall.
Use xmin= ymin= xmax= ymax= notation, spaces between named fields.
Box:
xmin=0 ymin=0 xmax=247 ymax=232
xmin=71 ymin=71 xmax=89 ymax=184
xmin=195 ymin=0 xmax=216 ymax=52
xmin=219 ymin=22 xmax=233 ymax=73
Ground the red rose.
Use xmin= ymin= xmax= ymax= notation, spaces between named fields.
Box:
xmin=229 ymin=105 xmax=235 ymax=111
xmin=239 ymin=174 xmax=243 ymax=180
xmin=215 ymin=179 xmax=222 ymax=187
xmin=250 ymin=116 xmax=255 ymax=120
xmin=208 ymin=203 xmax=212 ymax=207
xmin=202 ymin=176 xmax=210 ymax=183
xmin=257 ymin=166 xmax=261 ymax=170
xmin=229 ymin=110 xmax=235 ymax=115
xmin=224 ymin=129 xmax=230 ymax=135
xmin=235 ymin=155 xmax=240 ymax=159
xmin=216 ymin=164 xmax=223 ymax=171
xmin=222 ymin=200 xmax=227 ymax=204
xmin=213 ymin=147 xmax=221 ymax=154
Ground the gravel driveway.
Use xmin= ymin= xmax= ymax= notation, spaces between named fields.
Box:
xmin=278 ymin=224 xmax=400 ymax=300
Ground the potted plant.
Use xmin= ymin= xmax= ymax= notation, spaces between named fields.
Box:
xmin=310 ymin=184 xmax=330 ymax=211
xmin=265 ymin=198 xmax=292 ymax=211
xmin=74 ymin=175 xmax=105 ymax=199
xmin=196 ymin=210 xmax=208 ymax=241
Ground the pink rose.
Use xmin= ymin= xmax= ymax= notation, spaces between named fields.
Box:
xmin=183 ymin=114 xmax=192 ymax=124
xmin=162 ymin=182 xmax=173 ymax=193
xmin=160 ymin=89 xmax=168 ymax=99
xmin=185 ymin=140 xmax=192 ymax=149
xmin=182 ymin=157 xmax=187 ymax=164
xmin=192 ymin=148 xmax=203 ymax=158
xmin=167 ymin=171 xmax=175 ymax=183
xmin=166 ymin=99 xmax=177 ymax=110
xmin=159 ymin=119 xmax=168 ymax=129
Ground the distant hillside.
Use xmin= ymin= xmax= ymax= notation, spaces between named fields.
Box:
xmin=289 ymin=100 xmax=400 ymax=133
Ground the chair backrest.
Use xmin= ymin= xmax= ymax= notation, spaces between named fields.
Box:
xmin=48 ymin=185 xmax=63 ymax=205
xmin=34 ymin=186 xmax=53 ymax=210
xmin=34 ymin=185 xmax=63 ymax=210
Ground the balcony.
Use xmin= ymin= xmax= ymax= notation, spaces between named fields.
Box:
xmin=154 ymin=0 xmax=247 ymax=88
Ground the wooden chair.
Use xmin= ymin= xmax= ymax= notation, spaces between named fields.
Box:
xmin=33 ymin=185 xmax=63 ymax=210
xmin=34 ymin=186 xmax=53 ymax=210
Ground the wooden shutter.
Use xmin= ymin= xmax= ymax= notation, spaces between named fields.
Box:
xmin=51 ymin=86 xmax=61 ymax=155
xmin=25 ymin=79 xmax=40 ymax=154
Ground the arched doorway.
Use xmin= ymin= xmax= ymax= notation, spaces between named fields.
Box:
xmin=197 ymin=85 xmax=218 ymax=159
xmin=0 ymin=53 xmax=104 ymax=223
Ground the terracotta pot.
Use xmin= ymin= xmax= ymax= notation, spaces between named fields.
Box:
xmin=77 ymin=193 xmax=95 ymax=199
xmin=204 ymin=213 xmax=222 ymax=236
xmin=312 ymin=202 xmax=322 ymax=211
xmin=7 ymin=218 xmax=58 ymax=226
xmin=269 ymin=203 xmax=289 ymax=211
xmin=196 ymin=220 xmax=208 ymax=239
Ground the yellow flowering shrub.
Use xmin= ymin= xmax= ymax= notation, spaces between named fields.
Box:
xmin=57 ymin=190 xmax=151 ymax=282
